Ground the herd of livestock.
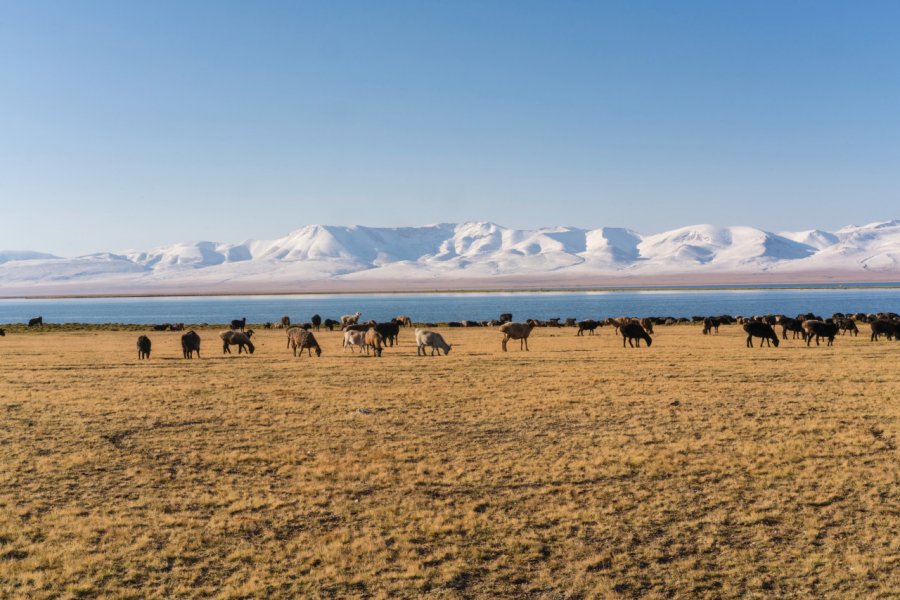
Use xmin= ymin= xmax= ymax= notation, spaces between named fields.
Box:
xmin=3 ymin=310 xmax=898 ymax=360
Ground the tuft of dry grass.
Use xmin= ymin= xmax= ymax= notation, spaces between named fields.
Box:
xmin=0 ymin=324 xmax=897 ymax=598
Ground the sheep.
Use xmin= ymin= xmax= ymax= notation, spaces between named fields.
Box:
xmin=395 ymin=315 xmax=413 ymax=327
xmin=230 ymin=317 xmax=247 ymax=331
xmin=577 ymin=320 xmax=600 ymax=336
xmin=287 ymin=327 xmax=322 ymax=357
xmin=364 ymin=328 xmax=384 ymax=357
xmin=605 ymin=317 xmax=625 ymax=334
xmin=870 ymin=320 xmax=897 ymax=341
xmin=323 ymin=318 xmax=340 ymax=331
xmin=837 ymin=318 xmax=859 ymax=336
xmin=181 ymin=330 xmax=201 ymax=358
xmin=221 ymin=329 xmax=255 ymax=354
xmin=375 ymin=321 xmax=401 ymax=346
xmin=280 ymin=315 xmax=291 ymax=328
xmin=499 ymin=322 xmax=534 ymax=352
xmin=311 ymin=314 xmax=322 ymax=331
xmin=136 ymin=335 xmax=151 ymax=359
xmin=28 ymin=316 xmax=43 ymax=327
xmin=415 ymin=329 xmax=451 ymax=356
xmin=640 ymin=318 xmax=655 ymax=335
xmin=620 ymin=321 xmax=652 ymax=348
xmin=743 ymin=322 xmax=779 ymax=348
xmin=805 ymin=321 xmax=838 ymax=346
xmin=565 ymin=318 xmax=577 ymax=327
xmin=343 ymin=330 xmax=367 ymax=353
xmin=702 ymin=317 xmax=721 ymax=335
xmin=780 ymin=317 xmax=806 ymax=340
xmin=344 ymin=320 xmax=376 ymax=332
xmin=499 ymin=313 xmax=513 ymax=324
xmin=341 ymin=312 xmax=362 ymax=326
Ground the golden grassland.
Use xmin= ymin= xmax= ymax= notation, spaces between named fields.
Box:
xmin=0 ymin=324 xmax=897 ymax=598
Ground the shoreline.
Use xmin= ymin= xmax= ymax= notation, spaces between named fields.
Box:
xmin=1 ymin=282 xmax=899 ymax=300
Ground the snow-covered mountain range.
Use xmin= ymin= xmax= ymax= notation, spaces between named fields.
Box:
xmin=2 ymin=220 xmax=898 ymax=295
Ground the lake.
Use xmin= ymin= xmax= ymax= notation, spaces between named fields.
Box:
xmin=0 ymin=288 xmax=897 ymax=325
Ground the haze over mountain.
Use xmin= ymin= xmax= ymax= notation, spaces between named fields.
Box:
xmin=1 ymin=220 xmax=898 ymax=295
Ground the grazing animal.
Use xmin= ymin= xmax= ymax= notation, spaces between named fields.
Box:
xmin=28 ymin=316 xmax=43 ymax=327
xmin=448 ymin=322 xmax=464 ymax=328
xmin=344 ymin=321 xmax=375 ymax=332
xmin=343 ymin=330 xmax=367 ymax=353
xmin=181 ymin=330 xmax=201 ymax=358
xmin=499 ymin=313 xmax=513 ymax=324
xmin=780 ymin=317 xmax=806 ymax=340
xmin=168 ymin=323 xmax=185 ymax=331
xmin=311 ymin=314 xmax=322 ymax=331
xmin=280 ymin=315 xmax=291 ymax=328
xmin=577 ymin=320 xmax=600 ymax=336
xmin=499 ymin=322 xmax=535 ymax=352
xmin=837 ymin=318 xmax=859 ymax=336
xmin=743 ymin=322 xmax=779 ymax=348
xmin=263 ymin=322 xmax=273 ymax=329
xmin=620 ymin=321 xmax=652 ymax=348
xmin=323 ymin=318 xmax=340 ymax=331
xmin=0 ymin=328 xmax=5 ymax=336
xmin=640 ymin=318 xmax=655 ymax=335
xmin=375 ymin=321 xmax=401 ymax=346
xmin=870 ymin=319 xmax=897 ymax=341
xmin=221 ymin=329 xmax=255 ymax=354
xmin=565 ymin=318 xmax=577 ymax=327
xmin=605 ymin=317 xmax=625 ymax=334
xmin=341 ymin=312 xmax=362 ymax=326
xmin=364 ymin=328 xmax=384 ymax=357
xmin=287 ymin=327 xmax=322 ymax=357
xmin=805 ymin=321 xmax=838 ymax=346
xmin=395 ymin=315 xmax=413 ymax=327
xmin=231 ymin=317 xmax=247 ymax=332
xmin=415 ymin=329 xmax=451 ymax=356
xmin=136 ymin=335 xmax=151 ymax=359
xmin=702 ymin=317 xmax=721 ymax=335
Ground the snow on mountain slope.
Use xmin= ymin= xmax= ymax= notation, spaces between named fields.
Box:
xmin=0 ymin=250 xmax=59 ymax=264
xmin=1 ymin=220 xmax=897 ymax=293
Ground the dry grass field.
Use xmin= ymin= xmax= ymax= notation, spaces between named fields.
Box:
xmin=0 ymin=324 xmax=897 ymax=598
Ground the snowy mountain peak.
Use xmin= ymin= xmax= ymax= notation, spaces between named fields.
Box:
xmin=3 ymin=220 xmax=898 ymax=294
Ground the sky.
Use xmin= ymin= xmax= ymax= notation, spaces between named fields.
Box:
xmin=1 ymin=1 xmax=899 ymax=256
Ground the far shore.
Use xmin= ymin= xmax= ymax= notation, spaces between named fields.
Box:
xmin=2 ymin=282 xmax=899 ymax=301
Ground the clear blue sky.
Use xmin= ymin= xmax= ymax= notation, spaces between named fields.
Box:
xmin=2 ymin=1 xmax=898 ymax=256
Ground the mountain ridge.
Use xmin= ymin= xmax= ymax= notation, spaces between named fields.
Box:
xmin=2 ymin=220 xmax=898 ymax=294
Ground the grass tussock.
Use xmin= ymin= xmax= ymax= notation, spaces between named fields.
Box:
xmin=0 ymin=324 xmax=897 ymax=598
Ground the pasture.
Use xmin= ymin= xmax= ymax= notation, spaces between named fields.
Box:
xmin=0 ymin=324 xmax=897 ymax=598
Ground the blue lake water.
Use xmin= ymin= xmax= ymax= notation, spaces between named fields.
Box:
xmin=0 ymin=289 xmax=897 ymax=325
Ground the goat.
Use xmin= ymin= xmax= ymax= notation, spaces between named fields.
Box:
xmin=620 ymin=321 xmax=652 ymax=348
xmin=870 ymin=319 xmax=897 ymax=341
xmin=136 ymin=335 xmax=151 ymax=359
xmin=375 ymin=321 xmax=400 ymax=347
xmin=27 ymin=316 xmax=43 ymax=327
xmin=230 ymin=317 xmax=247 ymax=331
xmin=499 ymin=322 xmax=534 ymax=352
xmin=805 ymin=321 xmax=838 ymax=346
xmin=181 ymin=330 xmax=201 ymax=358
xmin=311 ymin=314 xmax=322 ymax=331
xmin=221 ymin=329 xmax=255 ymax=354
xmin=577 ymin=320 xmax=600 ymax=336
xmin=341 ymin=312 xmax=362 ymax=326
xmin=343 ymin=330 xmax=367 ymax=353
xmin=364 ymin=328 xmax=384 ymax=357
xmin=743 ymin=322 xmax=779 ymax=348
xmin=415 ymin=329 xmax=451 ymax=356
